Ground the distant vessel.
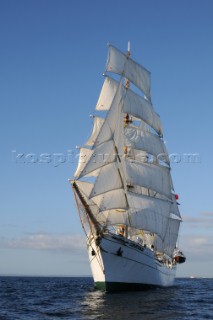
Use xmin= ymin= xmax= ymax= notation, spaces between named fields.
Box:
xmin=71 ymin=43 xmax=185 ymax=291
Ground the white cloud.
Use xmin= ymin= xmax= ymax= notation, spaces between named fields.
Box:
xmin=202 ymin=212 xmax=213 ymax=217
xmin=0 ymin=233 xmax=86 ymax=253
xmin=179 ymin=233 xmax=213 ymax=262
xmin=182 ymin=212 xmax=213 ymax=229
xmin=191 ymin=237 xmax=208 ymax=245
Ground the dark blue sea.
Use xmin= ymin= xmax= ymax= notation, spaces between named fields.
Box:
xmin=0 ymin=277 xmax=212 ymax=320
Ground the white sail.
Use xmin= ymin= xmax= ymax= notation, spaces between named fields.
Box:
xmin=95 ymin=192 xmax=171 ymax=241
xmin=85 ymin=117 xmax=105 ymax=146
xmin=159 ymin=196 xmax=182 ymax=256
xmin=96 ymin=209 xmax=128 ymax=225
xmin=94 ymin=80 xmax=123 ymax=147
xmin=75 ymin=140 xmax=116 ymax=179
xmin=89 ymin=163 xmax=122 ymax=198
xmin=124 ymin=125 xmax=167 ymax=160
xmin=75 ymin=180 xmax=94 ymax=198
xmin=162 ymin=216 xmax=181 ymax=256
xmin=123 ymin=88 xmax=163 ymax=136
xmin=127 ymin=192 xmax=171 ymax=239
xmin=96 ymin=76 xmax=119 ymax=110
xmin=72 ymin=180 xmax=127 ymax=225
xmin=74 ymin=148 xmax=93 ymax=179
xmin=92 ymin=189 xmax=127 ymax=211
xmin=90 ymin=163 xmax=122 ymax=198
xmin=106 ymin=45 xmax=151 ymax=99
xmin=95 ymin=74 xmax=162 ymax=136
xmin=171 ymin=195 xmax=181 ymax=218
xmin=126 ymin=159 xmax=172 ymax=199
xmin=131 ymin=149 xmax=148 ymax=163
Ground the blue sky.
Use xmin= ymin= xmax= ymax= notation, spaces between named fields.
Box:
xmin=1 ymin=0 xmax=213 ymax=277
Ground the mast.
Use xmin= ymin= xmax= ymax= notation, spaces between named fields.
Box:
xmin=125 ymin=41 xmax=130 ymax=90
xmin=123 ymin=41 xmax=132 ymax=231
xmin=127 ymin=41 xmax=131 ymax=55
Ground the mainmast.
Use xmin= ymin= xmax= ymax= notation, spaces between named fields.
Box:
xmin=127 ymin=41 xmax=131 ymax=56
xmin=125 ymin=41 xmax=130 ymax=90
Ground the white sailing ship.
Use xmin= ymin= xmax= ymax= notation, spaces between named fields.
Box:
xmin=70 ymin=43 xmax=185 ymax=291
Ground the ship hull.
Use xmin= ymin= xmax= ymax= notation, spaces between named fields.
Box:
xmin=88 ymin=233 xmax=176 ymax=292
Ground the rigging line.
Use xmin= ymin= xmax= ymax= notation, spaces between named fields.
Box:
xmin=72 ymin=181 xmax=101 ymax=233
xmin=114 ymin=152 xmax=131 ymax=221
xmin=73 ymin=188 xmax=90 ymax=240
xmin=72 ymin=184 xmax=105 ymax=273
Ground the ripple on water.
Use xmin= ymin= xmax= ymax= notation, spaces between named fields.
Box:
xmin=0 ymin=277 xmax=212 ymax=320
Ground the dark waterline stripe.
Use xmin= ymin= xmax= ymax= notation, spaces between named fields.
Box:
xmin=95 ymin=281 xmax=156 ymax=292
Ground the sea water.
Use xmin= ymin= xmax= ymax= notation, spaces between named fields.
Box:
xmin=0 ymin=277 xmax=212 ymax=319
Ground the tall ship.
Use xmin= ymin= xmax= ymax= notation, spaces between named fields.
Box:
xmin=70 ymin=43 xmax=185 ymax=291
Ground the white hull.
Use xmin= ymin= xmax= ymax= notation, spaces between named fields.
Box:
xmin=88 ymin=233 xmax=176 ymax=291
